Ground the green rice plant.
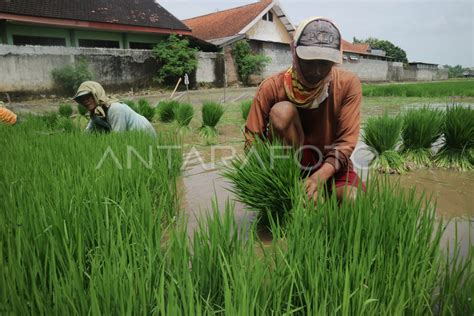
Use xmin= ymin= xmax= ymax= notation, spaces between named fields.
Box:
xmin=240 ymin=99 xmax=252 ymax=121
xmin=175 ymin=103 xmax=194 ymax=128
xmin=58 ymin=103 xmax=73 ymax=117
xmin=77 ymin=103 xmax=88 ymax=116
xmin=435 ymin=105 xmax=474 ymax=171
xmin=362 ymin=112 xmax=405 ymax=174
xmin=222 ymin=138 xmax=301 ymax=224
xmin=137 ymin=98 xmax=155 ymax=122
xmin=157 ymin=100 xmax=179 ymax=123
xmin=363 ymin=80 xmax=474 ymax=97
xmin=200 ymin=101 xmax=224 ymax=139
xmin=56 ymin=117 xmax=79 ymax=133
xmin=40 ymin=112 xmax=59 ymax=128
xmin=400 ymin=106 xmax=444 ymax=169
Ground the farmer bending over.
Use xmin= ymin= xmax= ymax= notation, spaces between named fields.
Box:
xmin=73 ymin=81 xmax=156 ymax=136
xmin=245 ymin=17 xmax=365 ymax=202
xmin=0 ymin=102 xmax=18 ymax=126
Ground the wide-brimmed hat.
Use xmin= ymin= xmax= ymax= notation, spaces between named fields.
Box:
xmin=294 ymin=17 xmax=342 ymax=64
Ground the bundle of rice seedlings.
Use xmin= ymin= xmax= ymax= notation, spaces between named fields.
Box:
xmin=157 ymin=100 xmax=179 ymax=123
xmin=175 ymin=103 xmax=194 ymax=128
xmin=77 ymin=103 xmax=88 ymax=116
xmin=222 ymin=138 xmax=301 ymax=224
xmin=200 ymin=101 xmax=224 ymax=138
xmin=435 ymin=105 xmax=474 ymax=171
xmin=362 ymin=112 xmax=405 ymax=174
xmin=41 ymin=112 xmax=59 ymax=128
xmin=400 ymin=106 xmax=444 ymax=169
xmin=240 ymin=99 xmax=252 ymax=121
xmin=56 ymin=117 xmax=78 ymax=133
xmin=137 ymin=98 xmax=155 ymax=122
xmin=58 ymin=103 xmax=73 ymax=117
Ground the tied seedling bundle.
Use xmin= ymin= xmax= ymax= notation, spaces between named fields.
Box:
xmin=400 ymin=106 xmax=444 ymax=169
xmin=362 ymin=112 xmax=405 ymax=174
xmin=175 ymin=103 xmax=194 ymax=129
xmin=137 ymin=98 xmax=155 ymax=122
xmin=435 ymin=105 xmax=474 ymax=171
xmin=200 ymin=101 xmax=224 ymax=139
xmin=222 ymin=138 xmax=302 ymax=224
xmin=157 ymin=100 xmax=179 ymax=123
xmin=240 ymin=99 xmax=252 ymax=121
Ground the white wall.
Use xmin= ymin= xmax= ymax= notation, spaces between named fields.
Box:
xmin=245 ymin=10 xmax=292 ymax=44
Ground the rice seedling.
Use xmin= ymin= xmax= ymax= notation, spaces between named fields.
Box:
xmin=137 ymin=98 xmax=155 ymax=122
xmin=400 ymin=106 xmax=444 ymax=169
xmin=362 ymin=112 xmax=405 ymax=174
xmin=123 ymin=99 xmax=139 ymax=112
xmin=222 ymin=138 xmax=301 ymax=224
xmin=58 ymin=103 xmax=73 ymax=117
xmin=435 ymin=105 xmax=474 ymax=171
xmin=77 ymin=103 xmax=88 ymax=116
xmin=240 ymin=99 xmax=252 ymax=121
xmin=157 ymin=100 xmax=179 ymax=123
xmin=56 ymin=117 xmax=79 ymax=133
xmin=200 ymin=101 xmax=224 ymax=139
xmin=40 ymin=112 xmax=59 ymax=128
xmin=175 ymin=103 xmax=194 ymax=128
xmin=363 ymin=80 xmax=474 ymax=97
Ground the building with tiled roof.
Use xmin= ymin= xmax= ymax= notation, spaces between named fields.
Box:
xmin=184 ymin=0 xmax=295 ymax=82
xmin=0 ymin=0 xmax=191 ymax=49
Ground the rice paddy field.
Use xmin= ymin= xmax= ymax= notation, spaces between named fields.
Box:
xmin=363 ymin=79 xmax=474 ymax=97
xmin=2 ymin=80 xmax=474 ymax=314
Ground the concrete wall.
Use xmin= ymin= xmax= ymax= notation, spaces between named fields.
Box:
xmin=341 ymin=58 xmax=389 ymax=82
xmin=260 ymin=41 xmax=292 ymax=78
xmin=0 ymin=44 xmax=225 ymax=95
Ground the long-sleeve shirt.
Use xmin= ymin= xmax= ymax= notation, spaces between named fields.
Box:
xmin=244 ymin=67 xmax=362 ymax=173
xmin=86 ymin=102 xmax=156 ymax=136
xmin=0 ymin=107 xmax=17 ymax=125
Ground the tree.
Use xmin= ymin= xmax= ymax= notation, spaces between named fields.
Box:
xmin=232 ymin=40 xmax=271 ymax=85
xmin=152 ymin=35 xmax=198 ymax=85
xmin=353 ymin=37 xmax=408 ymax=63
xmin=442 ymin=64 xmax=468 ymax=78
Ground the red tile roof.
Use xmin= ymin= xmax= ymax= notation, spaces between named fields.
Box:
xmin=341 ymin=39 xmax=370 ymax=54
xmin=184 ymin=0 xmax=273 ymax=41
xmin=0 ymin=0 xmax=190 ymax=31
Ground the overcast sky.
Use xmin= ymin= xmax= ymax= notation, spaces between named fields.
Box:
xmin=159 ymin=0 xmax=473 ymax=67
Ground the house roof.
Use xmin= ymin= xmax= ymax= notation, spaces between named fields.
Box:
xmin=0 ymin=0 xmax=190 ymax=32
xmin=184 ymin=0 xmax=286 ymax=41
xmin=341 ymin=40 xmax=370 ymax=55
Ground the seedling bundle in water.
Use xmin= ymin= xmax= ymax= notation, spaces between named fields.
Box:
xmin=400 ymin=106 xmax=444 ymax=169
xmin=362 ymin=112 xmax=405 ymax=174
xmin=222 ymin=139 xmax=301 ymax=223
xmin=435 ymin=105 xmax=474 ymax=171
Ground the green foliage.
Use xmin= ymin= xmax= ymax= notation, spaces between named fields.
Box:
xmin=401 ymin=107 xmax=444 ymax=169
xmin=77 ymin=103 xmax=88 ymax=116
xmin=123 ymin=99 xmax=139 ymax=113
xmin=41 ymin=112 xmax=59 ymax=128
xmin=175 ymin=103 xmax=194 ymax=127
xmin=137 ymin=98 xmax=155 ymax=122
xmin=222 ymin=138 xmax=301 ymax=223
xmin=362 ymin=80 xmax=474 ymax=97
xmin=443 ymin=64 xmax=470 ymax=78
xmin=232 ymin=40 xmax=271 ymax=85
xmin=354 ymin=37 xmax=408 ymax=62
xmin=435 ymin=105 xmax=474 ymax=171
xmin=56 ymin=117 xmax=79 ymax=133
xmin=152 ymin=35 xmax=198 ymax=84
xmin=240 ymin=99 xmax=252 ymax=121
xmin=58 ymin=103 xmax=73 ymax=117
xmin=362 ymin=112 xmax=405 ymax=173
xmin=51 ymin=59 xmax=93 ymax=95
xmin=156 ymin=100 xmax=179 ymax=123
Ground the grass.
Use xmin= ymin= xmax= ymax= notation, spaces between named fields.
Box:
xmin=400 ymin=106 xmax=444 ymax=169
xmin=240 ymin=99 xmax=252 ymax=121
xmin=435 ymin=105 xmax=474 ymax=171
xmin=222 ymin=138 xmax=301 ymax=224
xmin=157 ymin=100 xmax=179 ymax=123
xmin=363 ymin=80 xmax=474 ymax=97
xmin=362 ymin=112 xmax=405 ymax=174
xmin=175 ymin=103 xmax=194 ymax=128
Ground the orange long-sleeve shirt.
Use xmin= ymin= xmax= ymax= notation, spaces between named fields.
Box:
xmin=0 ymin=107 xmax=17 ymax=126
xmin=244 ymin=67 xmax=362 ymax=173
